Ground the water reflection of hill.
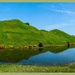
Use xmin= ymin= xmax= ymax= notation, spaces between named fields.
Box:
xmin=0 ymin=47 xmax=70 ymax=63
xmin=19 ymin=48 xmax=75 ymax=66
xmin=40 ymin=47 xmax=68 ymax=53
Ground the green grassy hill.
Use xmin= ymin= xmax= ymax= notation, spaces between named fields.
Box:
xmin=0 ymin=19 xmax=75 ymax=47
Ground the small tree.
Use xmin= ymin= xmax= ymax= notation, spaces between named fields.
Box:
xmin=25 ymin=22 xmax=30 ymax=25
xmin=38 ymin=43 xmax=43 ymax=47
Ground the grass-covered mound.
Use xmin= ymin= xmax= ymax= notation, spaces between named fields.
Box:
xmin=0 ymin=19 xmax=75 ymax=47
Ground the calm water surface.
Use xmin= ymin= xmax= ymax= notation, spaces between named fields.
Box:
xmin=0 ymin=47 xmax=75 ymax=66
xmin=18 ymin=48 xmax=75 ymax=65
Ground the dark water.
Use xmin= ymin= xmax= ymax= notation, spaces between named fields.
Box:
xmin=0 ymin=47 xmax=75 ymax=65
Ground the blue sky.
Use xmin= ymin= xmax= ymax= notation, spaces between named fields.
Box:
xmin=0 ymin=2 xmax=75 ymax=35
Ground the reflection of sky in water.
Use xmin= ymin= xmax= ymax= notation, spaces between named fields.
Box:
xmin=18 ymin=48 xmax=75 ymax=65
xmin=0 ymin=48 xmax=75 ymax=65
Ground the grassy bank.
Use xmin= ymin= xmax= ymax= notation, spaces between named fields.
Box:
xmin=0 ymin=64 xmax=75 ymax=72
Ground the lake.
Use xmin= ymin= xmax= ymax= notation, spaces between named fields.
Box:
xmin=0 ymin=47 xmax=75 ymax=66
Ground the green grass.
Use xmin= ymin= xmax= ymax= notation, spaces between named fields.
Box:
xmin=0 ymin=64 xmax=75 ymax=72
xmin=0 ymin=19 xmax=75 ymax=47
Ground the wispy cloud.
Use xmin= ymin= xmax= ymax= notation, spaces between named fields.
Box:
xmin=45 ymin=20 xmax=75 ymax=31
xmin=50 ymin=9 xmax=75 ymax=15
xmin=37 ymin=3 xmax=75 ymax=15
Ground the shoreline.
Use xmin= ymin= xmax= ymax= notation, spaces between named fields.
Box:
xmin=0 ymin=43 xmax=75 ymax=50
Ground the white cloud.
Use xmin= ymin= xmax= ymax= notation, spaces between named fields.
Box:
xmin=45 ymin=21 xmax=75 ymax=31
xmin=50 ymin=9 xmax=75 ymax=15
xmin=37 ymin=3 xmax=75 ymax=16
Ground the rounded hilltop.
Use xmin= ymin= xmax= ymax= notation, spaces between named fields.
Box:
xmin=0 ymin=19 xmax=75 ymax=48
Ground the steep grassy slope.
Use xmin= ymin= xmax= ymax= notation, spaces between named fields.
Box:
xmin=0 ymin=19 xmax=75 ymax=47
